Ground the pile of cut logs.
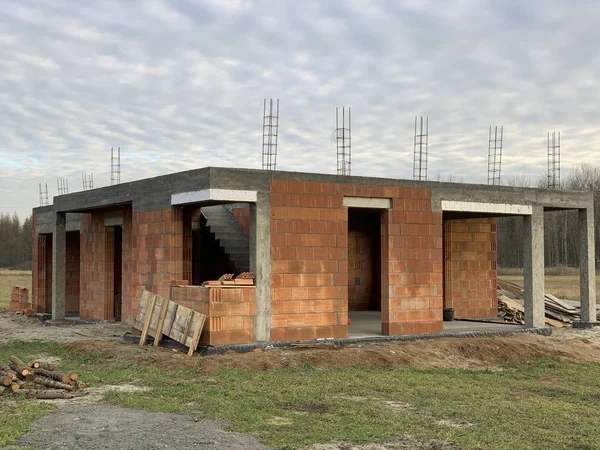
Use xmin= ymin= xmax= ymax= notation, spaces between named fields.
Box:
xmin=0 ymin=356 xmax=84 ymax=399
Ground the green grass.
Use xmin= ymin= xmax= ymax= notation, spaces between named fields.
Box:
xmin=3 ymin=341 xmax=600 ymax=449
xmin=0 ymin=269 xmax=32 ymax=311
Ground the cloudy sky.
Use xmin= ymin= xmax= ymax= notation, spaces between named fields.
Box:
xmin=1 ymin=0 xmax=600 ymax=219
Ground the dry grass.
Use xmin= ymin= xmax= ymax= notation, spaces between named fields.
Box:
xmin=499 ymin=273 xmax=596 ymax=301
xmin=0 ymin=269 xmax=32 ymax=311
xmin=497 ymin=266 xmax=581 ymax=277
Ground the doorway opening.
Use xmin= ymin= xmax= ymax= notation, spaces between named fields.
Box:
xmin=113 ymin=226 xmax=123 ymax=321
xmin=65 ymin=231 xmax=80 ymax=317
xmin=44 ymin=234 xmax=53 ymax=314
xmin=347 ymin=208 xmax=382 ymax=336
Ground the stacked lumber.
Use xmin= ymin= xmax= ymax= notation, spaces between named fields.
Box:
xmin=497 ymin=283 xmax=580 ymax=327
xmin=1 ymin=356 xmax=84 ymax=399
xmin=201 ymin=272 xmax=255 ymax=287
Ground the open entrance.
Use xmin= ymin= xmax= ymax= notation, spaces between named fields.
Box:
xmin=113 ymin=226 xmax=123 ymax=321
xmin=347 ymin=208 xmax=382 ymax=336
xmin=44 ymin=234 xmax=53 ymax=314
xmin=184 ymin=205 xmax=248 ymax=285
xmin=65 ymin=231 xmax=80 ymax=317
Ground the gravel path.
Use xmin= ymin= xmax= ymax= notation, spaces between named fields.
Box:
xmin=17 ymin=404 xmax=271 ymax=450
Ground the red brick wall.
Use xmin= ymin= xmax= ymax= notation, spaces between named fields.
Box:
xmin=231 ymin=207 xmax=250 ymax=236
xmin=270 ymin=180 xmax=443 ymax=339
xmin=443 ymin=218 xmax=497 ymax=318
xmin=170 ymin=285 xmax=256 ymax=345
xmin=80 ymin=207 xmax=132 ymax=321
xmin=130 ymin=207 xmax=184 ymax=318
xmin=65 ymin=231 xmax=80 ymax=314
xmin=31 ymin=213 xmax=49 ymax=313
xmin=270 ymin=180 xmax=348 ymax=341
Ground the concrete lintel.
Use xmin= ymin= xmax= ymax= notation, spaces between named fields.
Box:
xmin=171 ymin=189 xmax=257 ymax=205
xmin=104 ymin=216 xmax=123 ymax=227
xmin=441 ymin=200 xmax=532 ymax=215
xmin=343 ymin=197 xmax=391 ymax=209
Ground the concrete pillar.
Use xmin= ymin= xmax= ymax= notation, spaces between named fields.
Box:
xmin=250 ymin=192 xmax=271 ymax=342
xmin=523 ymin=206 xmax=545 ymax=328
xmin=579 ymin=208 xmax=597 ymax=323
xmin=52 ymin=212 xmax=67 ymax=320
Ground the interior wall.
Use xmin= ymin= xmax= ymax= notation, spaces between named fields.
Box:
xmin=65 ymin=231 xmax=80 ymax=315
xmin=443 ymin=217 xmax=497 ymax=319
xmin=348 ymin=209 xmax=381 ymax=311
xmin=45 ymin=234 xmax=53 ymax=313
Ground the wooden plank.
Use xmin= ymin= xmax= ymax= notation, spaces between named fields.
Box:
xmin=499 ymin=295 xmax=524 ymax=312
xmin=187 ymin=314 xmax=206 ymax=356
xmin=139 ymin=294 xmax=157 ymax=346
xmin=545 ymin=317 xmax=565 ymax=328
xmin=545 ymin=293 xmax=577 ymax=311
xmin=182 ymin=310 xmax=194 ymax=342
xmin=136 ymin=290 xmax=153 ymax=323
xmin=153 ymin=296 xmax=170 ymax=347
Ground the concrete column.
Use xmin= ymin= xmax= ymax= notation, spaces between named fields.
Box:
xmin=52 ymin=212 xmax=67 ymax=320
xmin=579 ymin=208 xmax=597 ymax=323
xmin=523 ymin=206 xmax=545 ymax=328
xmin=250 ymin=192 xmax=271 ymax=342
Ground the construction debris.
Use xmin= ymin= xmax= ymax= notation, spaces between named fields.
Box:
xmin=1 ymin=357 xmax=84 ymax=399
xmin=202 ymin=272 xmax=255 ymax=287
xmin=498 ymin=280 xmax=579 ymax=327
xmin=129 ymin=290 xmax=206 ymax=356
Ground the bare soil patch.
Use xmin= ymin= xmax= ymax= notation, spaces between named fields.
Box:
xmin=14 ymin=404 xmax=271 ymax=450
xmin=0 ymin=312 xmax=129 ymax=345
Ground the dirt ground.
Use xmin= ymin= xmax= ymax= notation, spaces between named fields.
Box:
xmin=5 ymin=312 xmax=600 ymax=450
xmin=0 ymin=312 xmax=129 ymax=345
xmin=5 ymin=312 xmax=600 ymax=373
xmin=12 ymin=404 xmax=271 ymax=450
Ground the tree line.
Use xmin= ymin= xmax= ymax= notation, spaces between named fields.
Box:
xmin=497 ymin=164 xmax=600 ymax=268
xmin=0 ymin=213 xmax=32 ymax=268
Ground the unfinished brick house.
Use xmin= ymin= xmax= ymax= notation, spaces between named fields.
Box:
xmin=31 ymin=167 xmax=596 ymax=346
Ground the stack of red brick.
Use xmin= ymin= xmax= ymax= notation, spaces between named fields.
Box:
xmin=9 ymin=287 xmax=33 ymax=316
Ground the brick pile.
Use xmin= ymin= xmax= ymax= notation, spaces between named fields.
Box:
xmin=9 ymin=287 xmax=32 ymax=316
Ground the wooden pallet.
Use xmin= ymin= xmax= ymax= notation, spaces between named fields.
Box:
xmin=130 ymin=290 xmax=206 ymax=356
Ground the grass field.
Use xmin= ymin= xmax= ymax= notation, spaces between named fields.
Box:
xmin=0 ymin=269 xmax=32 ymax=312
xmin=2 ymin=341 xmax=600 ymax=449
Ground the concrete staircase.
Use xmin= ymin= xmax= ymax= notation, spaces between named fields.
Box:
xmin=201 ymin=205 xmax=250 ymax=273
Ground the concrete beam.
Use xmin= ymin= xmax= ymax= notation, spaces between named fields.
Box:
xmin=343 ymin=197 xmax=392 ymax=209
xmin=579 ymin=208 xmax=597 ymax=322
xmin=441 ymin=200 xmax=532 ymax=215
xmin=523 ymin=206 xmax=545 ymax=328
xmin=52 ymin=212 xmax=67 ymax=320
xmin=104 ymin=216 xmax=123 ymax=227
xmin=171 ymin=189 xmax=257 ymax=205
xmin=250 ymin=192 xmax=271 ymax=342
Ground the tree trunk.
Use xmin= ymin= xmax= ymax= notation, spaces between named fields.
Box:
xmin=34 ymin=369 xmax=71 ymax=384
xmin=34 ymin=377 xmax=73 ymax=391
xmin=14 ymin=389 xmax=73 ymax=399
